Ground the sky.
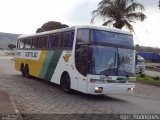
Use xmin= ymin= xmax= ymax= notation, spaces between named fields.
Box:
xmin=0 ymin=0 xmax=159 ymax=48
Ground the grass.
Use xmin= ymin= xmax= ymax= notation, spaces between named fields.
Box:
xmin=136 ymin=74 xmax=160 ymax=86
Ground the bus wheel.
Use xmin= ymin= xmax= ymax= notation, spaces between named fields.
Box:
xmin=60 ymin=73 xmax=71 ymax=93
xmin=24 ymin=65 xmax=30 ymax=78
xmin=22 ymin=65 xmax=30 ymax=78
xmin=21 ymin=64 xmax=25 ymax=77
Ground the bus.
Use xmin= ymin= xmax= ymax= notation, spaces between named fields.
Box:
xmin=15 ymin=25 xmax=136 ymax=95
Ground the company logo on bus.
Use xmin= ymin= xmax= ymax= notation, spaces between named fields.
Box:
xmin=63 ymin=54 xmax=71 ymax=62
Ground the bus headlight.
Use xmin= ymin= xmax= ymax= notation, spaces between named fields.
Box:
xmin=95 ymin=87 xmax=103 ymax=93
xmin=127 ymin=88 xmax=134 ymax=91
xmin=90 ymin=79 xmax=105 ymax=84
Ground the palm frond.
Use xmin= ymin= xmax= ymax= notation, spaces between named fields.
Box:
xmin=91 ymin=10 xmax=100 ymax=23
xmin=98 ymin=0 xmax=112 ymax=7
xmin=125 ymin=2 xmax=145 ymax=14
xmin=123 ymin=19 xmax=134 ymax=32
xmin=126 ymin=12 xmax=147 ymax=21
xmin=102 ymin=19 xmax=115 ymax=26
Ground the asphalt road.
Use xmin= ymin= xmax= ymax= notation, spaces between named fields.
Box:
xmin=145 ymin=70 xmax=160 ymax=77
xmin=0 ymin=56 xmax=160 ymax=119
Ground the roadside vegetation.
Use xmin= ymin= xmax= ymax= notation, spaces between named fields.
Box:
xmin=136 ymin=74 xmax=160 ymax=86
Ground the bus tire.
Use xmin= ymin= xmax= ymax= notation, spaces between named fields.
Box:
xmin=24 ymin=65 xmax=30 ymax=78
xmin=21 ymin=64 xmax=25 ymax=77
xmin=60 ymin=73 xmax=71 ymax=93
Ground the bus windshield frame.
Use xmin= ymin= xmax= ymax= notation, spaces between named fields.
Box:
xmin=75 ymin=28 xmax=135 ymax=77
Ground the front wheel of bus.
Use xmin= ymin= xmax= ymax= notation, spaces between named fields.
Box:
xmin=61 ymin=73 xmax=71 ymax=93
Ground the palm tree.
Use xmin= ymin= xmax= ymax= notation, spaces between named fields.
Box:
xmin=91 ymin=0 xmax=146 ymax=32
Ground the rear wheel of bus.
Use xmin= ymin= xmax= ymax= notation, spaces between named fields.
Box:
xmin=21 ymin=64 xmax=30 ymax=78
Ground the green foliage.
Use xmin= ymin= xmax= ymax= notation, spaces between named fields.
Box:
xmin=135 ymin=44 xmax=160 ymax=53
xmin=153 ymin=76 xmax=160 ymax=81
xmin=140 ymin=73 xmax=145 ymax=78
xmin=91 ymin=0 xmax=146 ymax=32
xmin=36 ymin=21 xmax=69 ymax=33
xmin=136 ymin=75 xmax=160 ymax=86
xmin=8 ymin=44 xmax=16 ymax=50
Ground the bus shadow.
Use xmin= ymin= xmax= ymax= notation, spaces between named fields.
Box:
xmin=17 ymin=75 xmax=127 ymax=103
xmin=70 ymin=90 xmax=127 ymax=103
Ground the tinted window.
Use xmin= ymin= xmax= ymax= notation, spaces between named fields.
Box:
xmin=48 ymin=34 xmax=60 ymax=48
xmin=61 ymin=32 xmax=74 ymax=48
xmin=38 ymin=36 xmax=48 ymax=48
xmin=77 ymin=29 xmax=90 ymax=44
xmin=91 ymin=30 xmax=133 ymax=47
xmin=32 ymin=37 xmax=39 ymax=48
xmin=24 ymin=38 xmax=32 ymax=49
xmin=17 ymin=40 xmax=20 ymax=48
xmin=19 ymin=39 xmax=25 ymax=48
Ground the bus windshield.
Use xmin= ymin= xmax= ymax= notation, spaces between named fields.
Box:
xmin=75 ymin=28 xmax=135 ymax=77
xmin=92 ymin=45 xmax=135 ymax=76
xmin=90 ymin=29 xmax=134 ymax=76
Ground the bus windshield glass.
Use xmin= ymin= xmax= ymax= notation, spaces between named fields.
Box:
xmin=91 ymin=29 xmax=133 ymax=47
xmin=75 ymin=28 xmax=135 ymax=77
xmin=92 ymin=46 xmax=135 ymax=76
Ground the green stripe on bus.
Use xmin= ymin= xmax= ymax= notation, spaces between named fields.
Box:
xmin=39 ymin=51 xmax=55 ymax=79
xmin=44 ymin=50 xmax=63 ymax=81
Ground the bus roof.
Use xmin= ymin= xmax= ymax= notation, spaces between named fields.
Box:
xmin=18 ymin=25 xmax=132 ymax=39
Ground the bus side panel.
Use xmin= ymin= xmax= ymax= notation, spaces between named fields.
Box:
xmin=15 ymin=50 xmax=48 ymax=77
xmin=50 ymin=51 xmax=79 ymax=91
xmin=38 ymin=50 xmax=63 ymax=81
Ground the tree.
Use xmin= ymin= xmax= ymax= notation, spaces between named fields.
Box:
xmin=159 ymin=0 xmax=160 ymax=9
xmin=8 ymin=44 xmax=16 ymax=50
xmin=36 ymin=21 xmax=69 ymax=33
xmin=91 ymin=0 xmax=146 ymax=32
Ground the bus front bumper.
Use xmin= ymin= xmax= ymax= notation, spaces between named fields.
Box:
xmin=87 ymin=83 xmax=135 ymax=95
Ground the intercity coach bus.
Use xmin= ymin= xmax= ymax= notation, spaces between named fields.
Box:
xmin=15 ymin=25 xmax=136 ymax=95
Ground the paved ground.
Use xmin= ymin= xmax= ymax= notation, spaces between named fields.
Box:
xmin=145 ymin=70 xmax=160 ymax=77
xmin=0 ymin=91 xmax=15 ymax=114
xmin=0 ymin=56 xmax=160 ymax=120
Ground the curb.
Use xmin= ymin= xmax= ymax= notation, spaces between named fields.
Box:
xmin=9 ymin=95 xmax=23 ymax=120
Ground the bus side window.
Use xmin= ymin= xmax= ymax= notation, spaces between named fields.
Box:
xmin=25 ymin=38 xmax=32 ymax=49
xmin=39 ymin=36 xmax=48 ymax=49
xmin=62 ymin=32 xmax=69 ymax=47
xmin=32 ymin=37 xmax=39 ymax=48
xmin=19 ymin=39 xmax=25 ymax=49
xmin=17 ymin=40 xmax=20 ymax=48
xmin=61 ymin=32 xmax=74 ymax=48
xmin=48 ymin=34 xmax=60 ymax=48
xmin=70 ymin=32 xmax=74 ymax=47
xmin=77 ymin=29 xmax=90 ymax=44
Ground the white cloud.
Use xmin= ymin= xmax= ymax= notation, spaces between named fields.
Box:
xmin=133 ymin=12 xmax=160 ymax=47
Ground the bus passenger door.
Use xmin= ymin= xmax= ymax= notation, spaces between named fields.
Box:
xmin=78 ymin=45 xmax=89 ymax=93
